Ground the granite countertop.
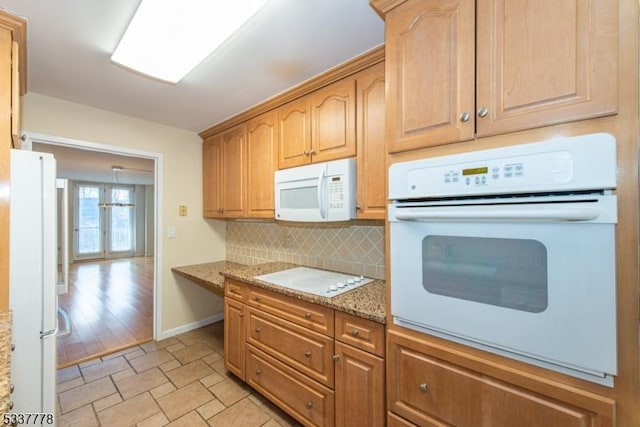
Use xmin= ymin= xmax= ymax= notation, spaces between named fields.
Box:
xmin=172 ymin=261 xmax=386 ymax=324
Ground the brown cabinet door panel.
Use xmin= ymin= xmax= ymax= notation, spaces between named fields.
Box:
xmin=247 ymin=111 xmax=277 ymax=218
xmin=223 ymin=298 xmax=245 ymax=380
xmin=278 ymin=98 xmax=312 ymax=169
xmin=220 ymin=124 xmax=247 ymax=217
xmin=202 ymin=135 xmax=222 ymax=217
xmin=475 ymin=0 xmax=618 ymax=136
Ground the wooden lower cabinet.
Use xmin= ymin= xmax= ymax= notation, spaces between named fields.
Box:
xmin=334 ymin=342 xmax=384 ymax=427
xmin=387 ymin=329 xmax=615 ymax=427
xmin=224 ymin=278 xmax=385 ymax=427
xmin=223 ymin=297 xmax=245 ymax=380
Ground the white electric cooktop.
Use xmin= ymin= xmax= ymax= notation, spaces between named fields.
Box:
xmin=254 ymin=267 xmax=373 ymax=298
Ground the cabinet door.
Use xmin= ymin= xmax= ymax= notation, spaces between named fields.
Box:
xmin=475 ymin=0 xmax=618 ymax=137
xmin=355 ymin=63 xmax=386 ymax=219
xmin=334 ymin=342 xmax=384 ymax=427
xmin=278 ymin=97 xmax=312 ymax=169
xmin=310 ymin=78 xmax=356 ymax=163
xmin=386 ymin=0 xmax=475 ymax=153
xmin=246 ymin=111 xmax=277 ymax=218
xmin=202 ymin=135 xmax=222 ymax=218
xmin=224 ymin=298 xmax=245 ymax=380
xmin=220 ymin=124 xmax=246 ymax=217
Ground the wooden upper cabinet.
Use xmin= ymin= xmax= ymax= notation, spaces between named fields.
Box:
xmin=475 ymin=0 xmax=618 ymax=137
xmin=384 ymin=0 xmax=618 ymax=153
xmin=310 ymin=78 xmax=356 ymax=163
xmin=202 ymin=135 xmax=222 ymax=217
xmin=220 ymin=124 xmax=247 ymax=218
xmin=246 ymin=111 xmax=277 ymax=218
xmin=386 ymin=0 xmax=475 ymax=153
xmin=355 ymin=62 xmax=386 ymax=219
xmin=278 ymin=97 xmax=311 ymax=169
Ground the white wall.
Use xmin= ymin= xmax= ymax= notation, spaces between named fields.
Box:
xmin=145 ymin=185 xmax=155 ymax=256
xmin=22 ymin=93 xmax=227 ymax=334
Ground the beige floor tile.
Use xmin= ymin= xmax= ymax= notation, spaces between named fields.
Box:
xmin=101 ymin=345 xmax=142 ymax=360
xmin=159 ymin=359 xmax=182 ymax=373
xmin=58 ymin=377 xmax=117 ymax=414
xmin=125 ymin=348 xmax=147 ymax=361
xmin=57 ymin=365 xmax=81 ymax=384
xmin=166 ymin=411 xmax=208 ymax=427
xmin=166 ymin=359 xmax=214 ymax=388
xmin=92 ymin=392 xmax=122 ymax=412
xmin=175 ymin=330 xmax=215 ymax=347
xmin=166 ymin=342 xmax=186 ymax=353
xmin=199 ymin=371 xmax=224 ymax=388
xmin=202 ymin=352 xmax=222 ymax=365
xmin=209 ymin=358 xmax=232 ymax=378
xmin=78 ymin=358 xmax=101 ymax=369
xmin=130 ymin=348 xmax=175 ymax=373
xmin=208 ymin=377 xmax=250 ymax=407
xmin=196 ymin=398 xmax=225 ymax=419
xmin=171 ymin=341 xmax=214 ymax=365
xmin=260 ymin=420 xmax=282 ymax=427
xmin=140 ymin=337 xmax=180 ymax=354
xmin=136 ymin=411 xmax=170 ymax=427
xmin=97 ymin=392 xmax=160 ymax=426
xmin=150 ymin=381 xmax=177 ymax=400
xmin=156 ymin=381 xmax=214 ymax=421
xmin=207 ymin=398 xmax=270 ymax=427
xmin=57 ymin=376 xmax=84 ymax=393
xmin=80 ymin=356 xmax=130 ymax=383
xmin=114 ymin=367 xmax=169 ymax=400
xmin=111 ymin=367 xmax=137 ymax=382
xmin=57 ymin=404 xmax=99 ymax=427
xmin=260 ymin=400 xmax=302 ymax=427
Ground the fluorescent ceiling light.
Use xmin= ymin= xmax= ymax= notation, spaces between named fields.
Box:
xmin=112 ymin=0 xmax=269 ymax=83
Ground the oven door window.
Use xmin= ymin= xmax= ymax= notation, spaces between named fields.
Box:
xmin=423 ymin=235 xmax=548 ymax=313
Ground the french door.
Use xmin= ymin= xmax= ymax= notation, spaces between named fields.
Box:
xmin=73 ymin=183 xmax=135 ymax=260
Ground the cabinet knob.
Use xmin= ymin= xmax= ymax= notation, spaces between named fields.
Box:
xmin=477 ymin=107 xmax=489 ymax=118
xmin=309 ymin=149 xmax=316 ymax=155
xmin=255 ymin=369 xmax=262 ymax=376
xmin=303 ymin=312 xmax=312 ymax=320
xmin=351 ymin=329 xmax=360 ymax=337
xmin=303 ymin=150 xmax=309 ymax=156
xmin=419 ymin=383 xmax=429 ymax=393
xmin=8 ymin=400 xmax=13 ymax=410
xmin=254 ymin=296 xmax=261 ymax=302
xmin=459 ymin=112 xmax=471 ymax=122
xmin=10 ymin=384 xmax=14 ymax=393
xmin=238 ymin=311 xmax=244 ymax=318
xmin=10 ymin=344 xmax=15 ymax=351
xmin=305 ymin=401 xmax=313 ymax=409
xmin=255 ymin=327 xmax=261 ymax=333
xmin=304 ymin=350 xmax=312 ymax=358
xmin=332 ymin=354 xmax=340 ymax=361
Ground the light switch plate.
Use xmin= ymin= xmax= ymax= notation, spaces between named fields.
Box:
xmin=167 ymin=225 xmax=176 ymax=238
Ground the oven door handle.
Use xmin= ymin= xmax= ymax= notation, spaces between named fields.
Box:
xmin=394 ymin=205 xmax=601 ymax=222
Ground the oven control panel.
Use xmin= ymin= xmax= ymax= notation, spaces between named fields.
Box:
xmin=388 ymin=133 xmax=617 ymax=199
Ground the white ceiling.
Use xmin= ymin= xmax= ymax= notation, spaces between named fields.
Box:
xmin=0 ymin=0 xmax=385 ymax=134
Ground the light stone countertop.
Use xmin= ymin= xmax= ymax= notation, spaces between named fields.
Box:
xmin=172 ymin=261 xmax=386 ymax=324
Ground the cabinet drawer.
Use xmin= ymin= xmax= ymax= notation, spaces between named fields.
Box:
xmin=387 ymin=412 xmax=421 ymax=427
xmin=246 ymin=307 xmax=334 ymax=387
xmin=335 ymin=311 xmax=384 ymax=357
xmin=388 ymin=330 xmax=614 ymax=427
xmin=225 ymin=279 xmax=247 ymax=302
xmin=247 ymin=286 xmax=334 ymax=336
xmin=247 ymin=344 xmax=335 ymax=427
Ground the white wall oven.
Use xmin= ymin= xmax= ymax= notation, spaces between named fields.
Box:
xmin=388 ymin=133 xmax=617 ymax=386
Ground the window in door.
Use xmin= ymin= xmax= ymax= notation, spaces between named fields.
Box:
xmin=107 ymin=186 xmax=134 ymax=256
xmin=75 ymin=184 xmax=103 ymax=259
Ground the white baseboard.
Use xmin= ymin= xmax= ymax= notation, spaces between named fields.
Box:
xmin=156 ymin=312 xmax=224 ymax=341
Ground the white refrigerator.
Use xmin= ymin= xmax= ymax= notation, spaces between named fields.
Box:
xmin=9 ymin=149 xmax=58 ymax=416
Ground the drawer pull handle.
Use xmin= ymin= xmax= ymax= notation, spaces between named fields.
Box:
xmin=304 ymin=351 xmax=312 ymax=358
xmin=9 ymin=384 xmax=14 ymax=393
xmin=305 ymin=401 xmax=313 ymax=409
xmin=419 ymin=383 xmax=429 ymax=393
xmin=351 ymin=329 xmax=360 ymax=337
xmin=255 ymin=327 xmax=261 ymax=333
xmin=255 ymin=369 xmax=262 ymax=376
xmin=304 ymin=312 xmax=312 ymax=319
xmin=238 ymin=312 xmax=244 ymax=318
xmin=254 ymin=296 xmax=261 ymax=302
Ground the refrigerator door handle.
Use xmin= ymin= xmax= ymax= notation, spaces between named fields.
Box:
xmin=40 ymin=328 xmax=58 ymax=339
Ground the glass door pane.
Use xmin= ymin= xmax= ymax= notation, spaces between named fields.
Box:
xmin=75 ymin=184 xmax=103 ymax=258
xmin=107 ymin=186 xmax=134 ymax=256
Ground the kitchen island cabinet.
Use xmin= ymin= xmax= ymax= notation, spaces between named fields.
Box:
xmin=375 ymin=0 xmax=618 ymax=153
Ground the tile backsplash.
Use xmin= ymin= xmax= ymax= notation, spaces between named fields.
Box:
xmin=226 ymin=221 xmax=385 ymax=279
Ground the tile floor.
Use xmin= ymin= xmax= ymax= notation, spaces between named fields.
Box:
xmin=56 ymin=321 xmax=301 ymax=426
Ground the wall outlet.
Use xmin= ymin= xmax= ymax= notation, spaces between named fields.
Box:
xmin=179 ymin=205 xmax=188 ymax=216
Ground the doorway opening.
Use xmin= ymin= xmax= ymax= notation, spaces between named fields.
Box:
xmin=22 ymin=132 xmax=163 ymax=368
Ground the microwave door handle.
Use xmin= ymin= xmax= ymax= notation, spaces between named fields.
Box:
xmin=395 ymin=206 xmax=601 ymax=222
xmin=317 ymin=168 xmax=327 ymax=219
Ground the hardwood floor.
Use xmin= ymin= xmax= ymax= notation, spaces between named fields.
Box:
xmin=57 ymin=256 xmax=154 ymax=368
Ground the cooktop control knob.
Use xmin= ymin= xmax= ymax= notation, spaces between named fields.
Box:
xmin=337 ymin=282 xmax=346 ymax=288
xmin=328 ymin=285 xmax=338 ymax=292
xmin=346 ymin=279 xmax=354 ymax=285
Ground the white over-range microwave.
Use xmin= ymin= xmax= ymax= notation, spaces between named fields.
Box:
xmin=388 ymin=133 xmax=618 ymax=386
xmin=275 ymin=158 xmax=356 ymax=222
